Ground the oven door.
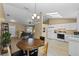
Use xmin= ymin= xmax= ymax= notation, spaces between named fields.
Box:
xmin=57 ymin=34 xmax=64 ymax=39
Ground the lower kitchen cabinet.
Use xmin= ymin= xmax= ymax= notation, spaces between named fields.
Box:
xmin=69 ymin=41 xmax=79 ymax=56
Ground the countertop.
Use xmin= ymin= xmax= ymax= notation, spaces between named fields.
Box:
xmin=65 ymin=35 xmax=79 ymax=42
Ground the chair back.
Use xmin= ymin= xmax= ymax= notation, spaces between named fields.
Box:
xmin=38 ymin=41 xmax=48 ymax=56
xmin=43 ymin=42 xmax=48 ymax=56
xmin=40 ymin=36 xmax=45 ymax=42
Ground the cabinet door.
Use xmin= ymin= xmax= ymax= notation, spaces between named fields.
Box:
xmin=47 ymin=27 xmax=52 ymax=39
xmin=66 ymin=23 xmax=77 ymax=30
xmin=77 ymin=23 xmax=79 ymax=31
xmin=47 ymin=26 xmax=56 ymax=39
xmin=69 ymin=41 xmax=79 ymax=56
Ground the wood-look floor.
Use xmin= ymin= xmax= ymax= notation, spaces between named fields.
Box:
xmin=11 ymin=38 xmax=69 ymax=56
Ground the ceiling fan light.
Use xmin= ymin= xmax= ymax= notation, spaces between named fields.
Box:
xmin=33 ymin=13 xmax=37 ymax=17
xmin=32 ymin=16 xmax=34 ymax=19
xmin=37 ymin=16 xmax=40 ymax=19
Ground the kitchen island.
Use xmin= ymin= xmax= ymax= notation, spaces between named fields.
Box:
xmin=66 ymin=35 xmax=79 ymax=56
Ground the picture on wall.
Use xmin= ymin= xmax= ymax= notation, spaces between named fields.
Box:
xmin=43 ymin=27 xmax=45 ymax=32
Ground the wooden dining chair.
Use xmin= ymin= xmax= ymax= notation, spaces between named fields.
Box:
xmin=40 ymin=36 xmax=45 ymax=42
xmin=11 ymin=50 xmax=26 ymax=56
xmin=29 ymin=48 xmax=38 ymax=56
xmin=38 ymin=41 xmax=48 ymax=56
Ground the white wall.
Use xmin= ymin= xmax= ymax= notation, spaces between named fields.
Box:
xmin=42 ymin=24 xmax=48 ymax=37
xmin=9 ymin=25 xmax=16 ymax=37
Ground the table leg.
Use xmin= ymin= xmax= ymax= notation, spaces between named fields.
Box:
xmin=23 ymin=50 xmax=26 ymax=56
xmin=23 ymin=50 xmax=29 ymax=56
xmin=27 ymin=50 xmax=29 ymax=56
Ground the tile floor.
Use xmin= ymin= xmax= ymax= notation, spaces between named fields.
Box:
xmin=47 ymin=39 xmax=69 ymax=56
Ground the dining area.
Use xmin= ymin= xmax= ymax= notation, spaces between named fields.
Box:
xmin=0 ymin=21 xmax=48 ymax=56
xmin=11 ymin=32 xmax=48 ymax=56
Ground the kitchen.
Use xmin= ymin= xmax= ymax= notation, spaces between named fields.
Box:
xmin=43 ymin=18 xmax=79 ymax=56
xmin=0 ymin=3 xmax=79 ymax=56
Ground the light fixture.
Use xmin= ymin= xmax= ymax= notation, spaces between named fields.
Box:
xmin=32 ymin=2 xmax=40 ymax=24
xmin=46 ymin=12 xmax=62 ymax=18
xmin=10 ymin=19 xmax=16 ymax=22
xmin=33 ymin=13 xmax=37 ymax=17
xmin=32 ymin=16 xmax=34 ymax=19
xmin=37 ymin=16 xmax=40 ymax=19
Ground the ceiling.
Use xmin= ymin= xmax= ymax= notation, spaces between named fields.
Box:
xmin=3 ymin=3 xmax=79 ymax=25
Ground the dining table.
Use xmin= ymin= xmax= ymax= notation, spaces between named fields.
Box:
xmin=16 ymin=38 xmax=44 ymax=56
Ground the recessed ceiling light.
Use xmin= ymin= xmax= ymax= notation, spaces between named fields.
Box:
xmin=46 ymin=12 xmax=62 ymax=18
xmin=46 ymin=12 xmax=58 ymax=15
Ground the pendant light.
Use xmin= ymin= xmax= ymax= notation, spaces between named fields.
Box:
xmin=32 ymin=1 xmax=40 ymax=24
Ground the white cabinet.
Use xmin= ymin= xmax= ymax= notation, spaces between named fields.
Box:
xmin=47 ymin=25 xmax=57 ymax=39
xmin=67 ymin=36 xmax=79 ymax=56
xmin=65 ymin=23 xmax=77 ymax=30
xmin=69 ymin=41 xmax=79 ymax=56
xmin=77 ymin=23 xmax=79 ymax=31
xmin=47 ymin=23 xmax=77 ymax=40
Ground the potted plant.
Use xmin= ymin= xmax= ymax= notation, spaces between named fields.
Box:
xmin=1 ymin=32 xmax=11 ymax=46
xmin=1 ymin=32 xmax=11 ymax=54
